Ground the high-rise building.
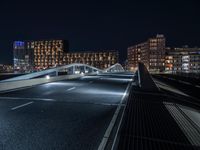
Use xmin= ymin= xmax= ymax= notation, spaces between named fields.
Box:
xmin=13 ymin=40 xmax=69 ymax=72
xmin=13 ymin=41 xmax=29 ymax=72
xmin=27 ymin=40 xmax=68 ymax=70
xmin=165 ymin=46 xmax=200 ymax=73
xmin=127 ymin=44 xmax=142 ymax=71
xmin=13 ymin=40 xmax=118 ymax=72
xmin=127 ymin=34 xmax=166 ymax=72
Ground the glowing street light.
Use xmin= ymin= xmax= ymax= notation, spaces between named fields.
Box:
xmin=46 ymin=75 xmax=50 ymax=79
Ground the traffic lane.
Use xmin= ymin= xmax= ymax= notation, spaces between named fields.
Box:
xmin=80 ymin=75 xmax=133 ymax=83
xmin=0 ymin=76 xmax=95 ymax=98
xmin=63 ymin=77 xmax=129 ymax=104
xmin=0 ymin=98 xmax=32 ymax=115
xmin=0 ymin=78 xmax=87 ymax=96
xmin=0 ymin=76 xmax=130 ymax=104
xmin=0 ymin=75 xmax=129 ymax=149
xmin=0 ymin=100 xmax=117 ymax=150
xmin=97 ymin=74 xmax=134 ymax=79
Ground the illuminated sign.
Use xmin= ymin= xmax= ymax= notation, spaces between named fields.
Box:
xmin=14 ymin=41 xmax=25 ymax=48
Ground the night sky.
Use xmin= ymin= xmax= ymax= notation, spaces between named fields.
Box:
xmin=0 ymin=0 xmax=200 ymax=64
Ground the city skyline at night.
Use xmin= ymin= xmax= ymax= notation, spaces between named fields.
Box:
xmin=1 ymin=0 xmax=200 ymax=64
xmin=0 ymin=1 xmax=200 ymax=149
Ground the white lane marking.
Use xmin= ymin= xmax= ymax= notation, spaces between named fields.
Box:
xmin=98 ymin=82 xmax=131 ymax=150
xmin=66 ymin=87 xmax=76 ymax=91
xmin=111 ymin=83 xmax=132 ymax=150
xmin=93 ymin=103 xmax=125 ymax=106
xmin=11 ymin=101 xmax=33 ymax=110
xmin=0 ymin=97 xmax=55 ymax=101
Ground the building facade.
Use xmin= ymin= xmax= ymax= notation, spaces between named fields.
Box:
xmin=28 ymin=40 xmax=68 ymax=70
xmin=13 ymin=40 xmax=118 ymax=72
xmin=63 ymin=51 xmax=118 ymax=69
xmin=127 ymin=34 xmax=166 ymax=72
xmin=13 ymin=41 xmax=28 ymax=72
xmin=13 ymin=40 xmax=68 ymax=72
xmin=127 ymin=44 xmax=142 ymax=71
xmin=0 ymin=64 xmax=13 ymax=73
xmin=165 ymin=46 xmax=200 ymax=73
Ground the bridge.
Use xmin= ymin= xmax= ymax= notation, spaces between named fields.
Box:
xmin=1 ymin=63 xmax=124 ymax=82
xmin=0 ymin=63 xmax=200 ymax=150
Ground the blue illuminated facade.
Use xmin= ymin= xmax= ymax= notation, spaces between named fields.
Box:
xmin=13 ymin=41 xmax=25 ymax=50
xmin=14 ymin=41 xmax=25 ymax=47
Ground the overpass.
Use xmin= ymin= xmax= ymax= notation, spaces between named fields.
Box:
xmin=0 ymin=63 xmax=199 ymax=150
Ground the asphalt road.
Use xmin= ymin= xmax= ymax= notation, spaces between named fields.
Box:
xmin=0 ymin=74 xmax=132 ymax=150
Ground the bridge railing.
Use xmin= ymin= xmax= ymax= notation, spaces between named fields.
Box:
xmin=104 ymin=63 xmax=125 ymax=73
xmin=1 ymin=63 xmax=125 ymax=82
xmin=1 ymin=63 xmax=102 ymax=82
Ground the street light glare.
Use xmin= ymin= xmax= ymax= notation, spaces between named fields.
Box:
xmin=46 ymin=75 xmax=50 ymax=79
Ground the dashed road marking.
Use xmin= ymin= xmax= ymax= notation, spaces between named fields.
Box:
xmin=66 ymin=87 xmax=76 ymax=91
xmin=0 ymin=97 xmax=55 ymax=101
xmin=98 ymin=82 xmax=131 ymax=150
xmin=11 ymin=101 xmax=33 ymax=110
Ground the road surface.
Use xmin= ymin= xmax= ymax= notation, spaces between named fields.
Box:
xmin=0 ymin=74 xmax=132 ymax=150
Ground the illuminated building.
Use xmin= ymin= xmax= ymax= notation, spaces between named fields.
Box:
xmin=63 ymin=51 xmax=118 ymax=69
xmin=13 ymin=40 xmax=68 ymax=72
xmin=13 ymin=40 xmax=118 ymax=72
xmin=128 ymin=34 xmax=166 ymax=72
xmin=165 ymin=46 xmax=200 ymax=73
xmin=0 ymin=64 xmax=13 ymax=73
xmin=13 ymin=41 xmax=31 ymax=72
xmin=127 ymin=44 xmax=142 ymax=71
xmin=27 ymin=40 xmax=68 ymax=70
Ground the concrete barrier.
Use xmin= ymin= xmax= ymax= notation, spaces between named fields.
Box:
xmin=0 ymin=74 xmax=82 ymax=92
xmin=137 ymin=62 xmax=159 ymax=92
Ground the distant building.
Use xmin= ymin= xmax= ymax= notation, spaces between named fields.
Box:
xmin=13 ymin=40 xmax=118 ymax=72
xmin=0 ymin=64 xmax=3 ymax=73
xmin=127 ymin=34 xmax=166 ymax=72
xmin=127 ymin=43 xmax=143 ymax=72
xmin=63 ymin=51 xmax=118 ymax=69
xmin=0 ymin=64 xmax=13 ymax=73
xmin=165 ymin=46 xmax=200 ymax=73
xmin=13 ymin=40 xmax=69 ymax=73
xmin=27 ymin=40 xmax=68 ymax=70
xmin=13 ymin=41 xmax=28 ymax=72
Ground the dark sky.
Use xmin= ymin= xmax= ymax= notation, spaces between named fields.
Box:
xmin=0 ymin=0 xmax=200 ymax=64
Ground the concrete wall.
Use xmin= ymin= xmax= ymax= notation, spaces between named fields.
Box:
xmin=137 ymin=62 xmax=159 ymax=92
xmin=0 ymin=74 xmax=82 ymax=92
